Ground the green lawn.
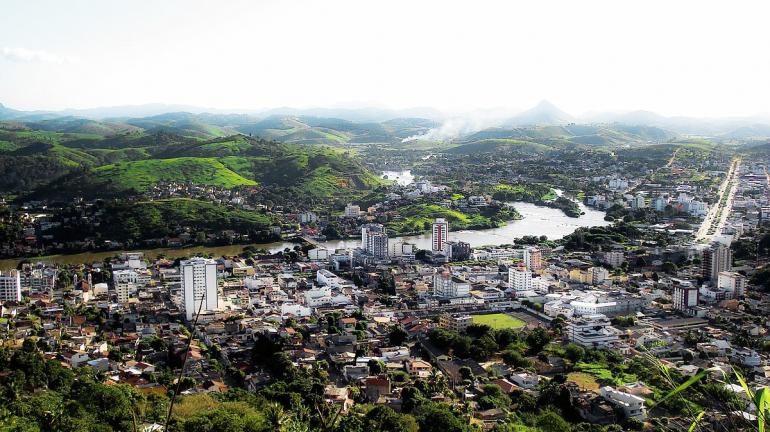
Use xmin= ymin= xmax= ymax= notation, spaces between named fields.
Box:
xmin=471 ymin=313 xmax=526 ymax=329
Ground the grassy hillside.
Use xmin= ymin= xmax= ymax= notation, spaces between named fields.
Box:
xmin=90 ymin=157 xmax=257 ymax=193
xmin=448 ymin=139 xmax=552 ymax=154
xmin=386 ymin=203 xmax=520 ymax=235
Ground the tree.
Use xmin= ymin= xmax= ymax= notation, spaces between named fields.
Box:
xmin=477 ymin=384 xmax=511 ymax=410
xmin=525 ymin=328 xmax=551 ymax=353
xmin=661 ymin=261 xmax=678 ymax=274
xmin=412 ymin=403 xmax=472 ymax=432
xmin=535 ymin=410 xmax=571 ymax=432
xmin=458 ymin=366 xmax=474 ymax=382
xmin=564 ymin=343 xmax=586 ymax=363
xmin=368 ymin=359 xmax=386 ymax=375
xmin=502 ymin=349 xmax=532 ymax=368
xmin=388 ymin=326 xmax=408 ymax=346
xmin=364 ymin=405 xmax=418 ymax=432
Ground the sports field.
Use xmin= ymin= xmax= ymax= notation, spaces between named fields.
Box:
xmin=471 ymin=313 xmax=526 ymax=329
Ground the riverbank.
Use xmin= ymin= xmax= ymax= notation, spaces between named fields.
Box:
xmin=0 ymin=201 xmax=607 ymax=270
xmin=0 ymin=241 xmax=298 ymax=270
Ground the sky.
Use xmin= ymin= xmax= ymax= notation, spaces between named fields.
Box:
xmin=1 ymin=0 xmax=769 ymax=118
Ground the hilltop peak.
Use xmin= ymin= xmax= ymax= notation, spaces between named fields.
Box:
xmin=505 ymin=100 xmax=574 ymax=126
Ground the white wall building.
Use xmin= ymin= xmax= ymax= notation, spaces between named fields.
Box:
xmin=508 ymin=266 xmax=532 ymax=292
xmin=180 ymin=258 xmax=219 ymax=320
xmin=566 ymin=314 xmax=619 ymax=349
xmin=600 ymin=386 xmax=647 ymax=421
xmin=0 ymin=270 xmax=22 ymax=302
xmin=433 ymin=272 xmax=470 ymax=298
xmin=717 ymin=271 xmax=746 ymax=299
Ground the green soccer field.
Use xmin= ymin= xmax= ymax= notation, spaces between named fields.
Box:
xmin=471 ymin=313 xmax=526 ymax=329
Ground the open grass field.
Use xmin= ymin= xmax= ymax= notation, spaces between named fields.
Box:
xmin=567 ymin=372 xmax=600 ymax=392
xmin=471 ymin=313 xmax=526 ymax=329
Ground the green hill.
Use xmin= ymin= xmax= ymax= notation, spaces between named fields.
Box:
xmin=89 ymin=157 xmax=257 ymax=193
xmin=97 ymin=198 xmax=274 ymax=241
xmin=447 ymin=139 xmax=552 ymax=154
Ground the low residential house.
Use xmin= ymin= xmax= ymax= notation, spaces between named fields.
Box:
xmin=363 ymin=376 xmax=391 ymax=402
xmin=62 ymin=350 xmax=90 ymax=368
xmin=600 ymin=386 xmax=647 ymax=421
xmin=510 ymin=371 xmax=539 ymax=389
xmin=406 ymin=359 xmax=433 ymax=378
xmin=344 ymin=364 xmax=369 ymax=381
xmin=324 ymin=386 xmax=354 ymax=413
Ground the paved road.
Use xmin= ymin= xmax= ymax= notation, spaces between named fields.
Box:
xmin=695 ymin=158 xmax=740 ymax=242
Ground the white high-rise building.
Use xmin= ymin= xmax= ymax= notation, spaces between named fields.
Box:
xmin=180 ymin=258 xmax=219 ymax=320
xmin=361 ymin=224 xmax=389 ymax=258
xmin=508 ymin=265 xmax=532 ymax=292
xmin=433 ymin=271 xmax=470 ymax=298
xmin=431 ymin=218 xmax=448 ymax=252
xmin=0 ymin=270 xmax=22 ymax=302
xmin=717 ymin=271 xmax=746 ymax=299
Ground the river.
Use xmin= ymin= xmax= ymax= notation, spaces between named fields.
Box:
xmin=0 ymin=172 xmax=609 ymax=268
xmin=317 ymin=200 xmax=609 ymax=250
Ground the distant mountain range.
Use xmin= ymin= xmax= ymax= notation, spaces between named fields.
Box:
xmin=3 ymin=100 xmax=770 ymax=143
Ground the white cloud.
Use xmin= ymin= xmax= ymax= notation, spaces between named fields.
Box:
xmin=0 ymin=47 xmax=75 ymax=64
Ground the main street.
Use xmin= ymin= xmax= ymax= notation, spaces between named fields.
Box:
xmin=695 ymin=157 xmax=741 ymax=242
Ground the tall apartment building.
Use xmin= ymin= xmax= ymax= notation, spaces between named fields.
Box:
xmin=114 ymin=282 xmax=133 ymax=304
xmin=508 ymin=265 xmax=532 ymax=292
xmin=702 ymin=242 xmax=732 ymax=282
xmin=433 ymin=271 xmax=470 ymax=298
xmin=673 ymin=282 xmax=698 ymax=312
xmin=180 ymin=258 xmax=219 ymax=320
xmin=0 ymin=270 xmax=22 ymax=302
xmin=522 ymin=246 xmax=542 ymax=271
xmin=361 ymin=224 xmax=388 ymax=258
xmin=717 ymin=271 xmax=746 ymax=299
xmin=431 ymin=218 xmax=448 ymax=251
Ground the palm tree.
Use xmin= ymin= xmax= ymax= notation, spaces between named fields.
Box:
xmin=264 ymin=402 xmax=288 ymax=430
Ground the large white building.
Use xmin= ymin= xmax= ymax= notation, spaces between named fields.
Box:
xmin=361 ymin=224 xmax=389 ymax=258
xmin=431 ymin=218 xmax=448 ymax=252
xmin=433 ymin=272 xmax=470 ymax=298
xmin=600 ymin=386 xmax=647 ymax=421
xmin=508 ymin=265 xmax=532 ymax=292
xmin=0 ymin=270 xmax=22 ymax=302
xmin=180 ymin=258 xmax=219 ymax=320
xmin=566 ymin=314 xmax=619 ymax=349
xmin=717 ymin=271 xmax=746 ymax=299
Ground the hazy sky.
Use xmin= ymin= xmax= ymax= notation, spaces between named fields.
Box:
xmin=1 ymin=0 xmax=769 ymax=117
